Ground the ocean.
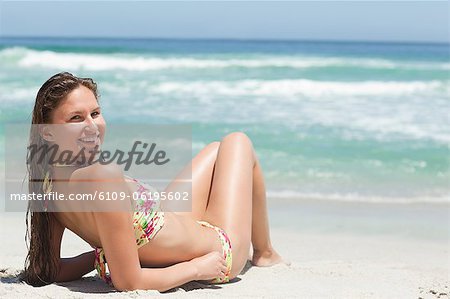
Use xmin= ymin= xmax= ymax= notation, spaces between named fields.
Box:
xmin=0 ymin=37 xmax=448 ymax=204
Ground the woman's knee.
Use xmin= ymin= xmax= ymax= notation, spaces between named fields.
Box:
xmin=202 ymin=141 xmax=220 ymax=156
xmin=222 ymin=132 xmax=255 ymax=161
xmin=207 ymin=141 xmax=220 ymax=150
xmin=223 ymin=132 xmax=254 ymax=150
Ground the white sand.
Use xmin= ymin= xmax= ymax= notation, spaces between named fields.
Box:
xmin=1 ymin=202 xmax=449 ymax=298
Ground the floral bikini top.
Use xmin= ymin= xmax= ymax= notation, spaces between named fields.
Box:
xmin=93 ymin=176 xmax=165 ymax=285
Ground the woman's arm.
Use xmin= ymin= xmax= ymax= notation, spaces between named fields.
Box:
xmin=50 ymin=216 xmax=96 ymax=282
xmin=139 ymin=251 xmax=227 ymax=291
xmin=55 ymin=251 xmax=96 ymax=282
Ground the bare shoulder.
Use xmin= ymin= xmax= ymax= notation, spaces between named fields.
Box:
xmin=67 ymin=163 xmax=131 ymax=212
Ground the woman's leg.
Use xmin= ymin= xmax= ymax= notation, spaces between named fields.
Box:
xmin=169 ymin=135 xmax=284 ymax=268
xmin=202 ymin=132 xmax=256 ymax=278
xmin=250 ymin=156 xmax=284 ymax=266
xmin=165 ymin=142 xmax=220 ymax=220
xmin=183 ymin=136 xmax=284 ymax=267
xmin=188 ymin=142 xmax=220 ymax=219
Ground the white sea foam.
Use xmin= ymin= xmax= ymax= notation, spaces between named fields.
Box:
xmin=3 ymin=77 xmax=448 ymax=144
xmin=0 ymin=86 xmax=39 ymax=103
xmin=2 ymin=47 xmax=448 ymax=145
xmin=138 ymin=79 xmax=450 ymax=144
xmin=148 ymin=79 xmax=447 ymax=98
xmin=306 ymin=168 xmax=349 ymax=179
xmin=2 ymin=47 xmax=449 ymax=71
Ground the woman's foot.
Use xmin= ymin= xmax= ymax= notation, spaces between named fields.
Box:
xmin=251 ymin=248 xmax=291 ymax=267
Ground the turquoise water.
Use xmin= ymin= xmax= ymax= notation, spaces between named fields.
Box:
xmin=0 ymin=37 xmax=449 ymax=203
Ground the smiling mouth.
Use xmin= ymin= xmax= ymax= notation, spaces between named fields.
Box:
xmin=78 ymin=135 xmax=100 ymax=147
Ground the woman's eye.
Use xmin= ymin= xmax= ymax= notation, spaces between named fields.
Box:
xmin=70 ymin=115 xmax=81 ymax=120
xmin=92 ymin=111 xmax=100 ymax=117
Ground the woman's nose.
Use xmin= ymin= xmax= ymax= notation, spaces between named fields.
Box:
xmin=84 ymin=116 xmax=99 ymax=134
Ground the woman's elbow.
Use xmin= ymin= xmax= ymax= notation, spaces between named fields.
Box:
xmin=111 ymin=274 xmax=141 ymax=292
xmin=113 ymin=282 xmax=168 ymax=293
xmin=113 ymin=279 xmax=140 ymax=292
xmin=111 ymin=273 xmax=166 ymax=292
xmin=114 ymin=281 xmax=171 ymax=293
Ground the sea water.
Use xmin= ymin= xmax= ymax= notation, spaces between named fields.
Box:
xmin=0 ymin=37 xmax=448 ymax=204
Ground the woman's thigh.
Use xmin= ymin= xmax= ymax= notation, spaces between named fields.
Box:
xmin=166 ymin=142 xmax=220 ymax=220
xmin=202 ymin=132 xmax=255 ymax=277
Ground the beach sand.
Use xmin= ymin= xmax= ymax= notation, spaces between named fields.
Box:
xmin=1 ymin=199 xmax=448 ymax=298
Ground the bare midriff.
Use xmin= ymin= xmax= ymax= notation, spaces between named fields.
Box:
xmin=54 ymin=210 xmax=223 ymax=268
xmin=137 ymin=212 xmax=223 ymax=267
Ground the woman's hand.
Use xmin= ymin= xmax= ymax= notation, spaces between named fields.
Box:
xmin=191 ymin=251 xmax=228 ymax=282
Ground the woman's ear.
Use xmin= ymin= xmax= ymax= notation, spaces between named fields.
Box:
xmin=40 ymin=125 xmax=55 ymax=142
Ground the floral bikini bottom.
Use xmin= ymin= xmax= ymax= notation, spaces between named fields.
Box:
xmin=197 ymin=220 xmax=233 ymax=283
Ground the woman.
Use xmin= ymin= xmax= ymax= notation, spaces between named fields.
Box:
xmin=22 ymin=72 xmax=285 ymax=292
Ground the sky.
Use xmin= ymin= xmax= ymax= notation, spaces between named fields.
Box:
xmin=0 ymin=1 xmax=448 ymax=43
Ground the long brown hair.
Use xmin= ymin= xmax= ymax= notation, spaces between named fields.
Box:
xmin=22 ymin=72 xmax=99 ymax=286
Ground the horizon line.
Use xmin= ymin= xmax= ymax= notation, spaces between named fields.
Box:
xmin=1 ymin=35 xmax=449 ymax=46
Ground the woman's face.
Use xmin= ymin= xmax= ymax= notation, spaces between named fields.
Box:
xmin=46 ymin=85 xmax=106 ymax=164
